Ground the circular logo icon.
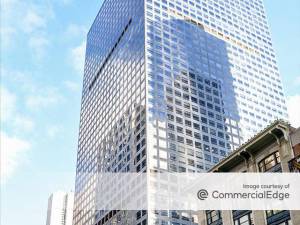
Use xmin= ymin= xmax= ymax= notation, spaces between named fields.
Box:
xmin=197 ymin=189 xmax=209 ymax=200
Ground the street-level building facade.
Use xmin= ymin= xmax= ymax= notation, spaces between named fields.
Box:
xmin=197 ymin=120 xmax=300 ymax=225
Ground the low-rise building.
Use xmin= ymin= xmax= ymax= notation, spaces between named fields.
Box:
xmin=197 ymin=120 xmax=300 ymax=225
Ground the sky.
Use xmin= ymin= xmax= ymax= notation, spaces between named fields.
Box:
xmin=0 ymin=0 xmax=299 ymax=225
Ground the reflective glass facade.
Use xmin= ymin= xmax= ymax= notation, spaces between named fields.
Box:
xmin=73 ymin=0 xmax=145 ymax=224
xmin=74 ymin=0 xmax=288 ymax=225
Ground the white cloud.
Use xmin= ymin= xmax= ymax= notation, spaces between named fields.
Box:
xmin=64 ymin=80 xmax=81 ymax=92
xmin=2 ymin=0 xmax=53 ymax=59
xmin=47 ymin=125 xmax=61 ymax=138
xmin=1 ymin=0 xmax=18 ymax=18
xmin=287 ymin=95 xmax=300 ymax=128
xmin=0 ymin=68 xmax=66 ymax=183
xmin=22 ymin=9 xmax=46 ymax=33
xmin=28 ymin=35 xmax=49 ymax=59
xmin=1 ymin=86 xmax=35 ymax=133
xmin=25 ymin=87 xmax=64 ymax=110
xmin=65 ymin=24 xmax=87 ymax=38
xmin=1 ymin=68 xmax=36 ymax=93
xmin=295 ymin=76 xmax=300 ymax=86
xmin=1 ymin=132 xmax=31 ymax=183
xmin=1 ymin=26 xmax=16 ymax=49
xmin=70 ymin=41 xmax=86 ymax=75
xmin=1 ymin=87 xmax=17 ymax=123
xmin=13 ymin=116 xmax=35 ymax=133
xmin=1 ymin=85 xmax=32 ymax=183
xmin=2 ymin=68 xmax=64 ymax=112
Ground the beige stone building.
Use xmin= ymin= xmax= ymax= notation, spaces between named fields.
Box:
xmin=197 ymin=120 xmax=300 ymax=225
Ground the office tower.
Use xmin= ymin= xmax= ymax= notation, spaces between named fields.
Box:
xmin=46 ymin=191 xmax=74 ymax=225
xmin=73 ymin=0 xmax=288 ymax=225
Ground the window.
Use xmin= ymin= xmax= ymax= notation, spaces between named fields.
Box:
xmin=176 ymin=117 xmax=183 ymax=124
xmin=177 ymin=126 xmax=183 ymax=133
xmin=266 ymin=210 xmax=291 ymax=225
xmin=266 ymin=210 xmax=283 ymax=217
xmin=136 ymin=211 xmax=141 ymax=220
xmin=195 ymin=142 xmax=202 ymax=149
xmin=177 ymin=136 xmax=184 ymax=143
xmin=186 ymin=139 xmax=193 ymax=146
xmin=258 ymin=151 xmax=281 ymax=172
xmin=168 ymin=123 xmax=175 ymax=130
xmin=206 ymin=210 xmax=222 ymax=225
xmin=186 ymin=129 xmax=193 ymax=136
xmin=233 ymin=211 xmax=253 ymax=225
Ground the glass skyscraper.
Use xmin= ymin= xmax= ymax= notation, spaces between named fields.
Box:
xmin=73 ymin=0 xmax=288 ymax=225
